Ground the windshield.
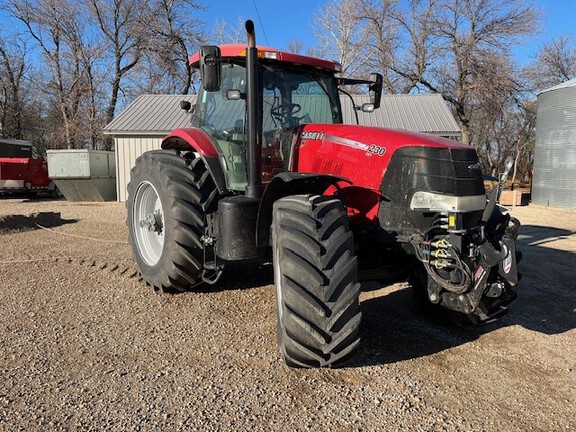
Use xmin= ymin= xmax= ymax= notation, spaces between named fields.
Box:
xmin=262 ymin=63 xmax=342 ymax=127
xmin=194 ymin=61 xmax=342 ymax=190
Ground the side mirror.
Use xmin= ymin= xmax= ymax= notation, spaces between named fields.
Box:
xmin=200 ymin=45 xmax=222 ymax=92
xmin=369 ymin=73 xmax=383 ymax=109
xmin=226 ymin=90 xmax=242 ymax=100
xmin=361 ymin=103 xmax=375 ymax=113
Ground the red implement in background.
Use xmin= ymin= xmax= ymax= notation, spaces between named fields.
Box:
xmin=0 ymin=157 xmax=53 ymax=195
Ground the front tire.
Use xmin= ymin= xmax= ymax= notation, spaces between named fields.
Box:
xmin=126 ymin=150 xmax=219 ymax=292
xmin=272 ymin=195 xmax=361 ymax=368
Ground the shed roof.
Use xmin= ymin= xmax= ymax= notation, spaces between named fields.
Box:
xmin=103 ymin=94 xmax=197 ymax=136
xmin=0 ymin=138 xmax=32 ymax=147
xmin=104 ymin=93 xmax=460 ymax=137
xmin=341 ymin=94 xmax=460 ymax=136
xmin=538 ymin=78 xmax=576 ymax=95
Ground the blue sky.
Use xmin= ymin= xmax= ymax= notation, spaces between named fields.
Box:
xmin=201 ymin=0 xmax=323 ymax=48
xmin=200 ymin=0 xmax=576 ymax=65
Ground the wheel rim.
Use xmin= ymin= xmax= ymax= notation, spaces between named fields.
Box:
xmin=133 ymin=181 xmax=165 ymax=266
xmin=273 ymin=234 xmax=284 ymax=325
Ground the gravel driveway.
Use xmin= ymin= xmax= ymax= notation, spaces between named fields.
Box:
xmin=0 ymin=198 xmax=575 ymax=431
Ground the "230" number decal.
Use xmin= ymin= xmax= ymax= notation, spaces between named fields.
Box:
xmin=367 ymin=144 xmax=386 ymax=156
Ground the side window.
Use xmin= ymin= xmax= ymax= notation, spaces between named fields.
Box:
xmin=202 ymin=64 xmax=246 ymax=134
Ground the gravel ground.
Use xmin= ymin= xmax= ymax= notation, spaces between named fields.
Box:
xmin=0 ymin=197 xmax=575 ymax=431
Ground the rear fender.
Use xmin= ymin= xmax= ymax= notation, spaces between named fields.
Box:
xmin=256 ymin=172 xmax=350 ymax=247
xmin=162 ymin=128 xmax=228 ymax=194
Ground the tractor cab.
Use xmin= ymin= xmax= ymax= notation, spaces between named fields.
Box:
xmin=187 ymin=44 xmax=381 ymax=192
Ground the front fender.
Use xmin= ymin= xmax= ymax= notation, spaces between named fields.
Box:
xmin=162 ymin=128 xmax=218 ymax=157
xmin=162 ymin=128 xmax=228 ymax=194
xmin=256 ymin=172 xmax=350 ymax=247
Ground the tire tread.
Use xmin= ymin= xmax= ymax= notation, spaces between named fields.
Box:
xmin=273 ymin=194 xmax=361 ymax=368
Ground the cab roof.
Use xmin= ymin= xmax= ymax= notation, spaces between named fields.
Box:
xmin=188 ymin=44 xmax=342 ymax=73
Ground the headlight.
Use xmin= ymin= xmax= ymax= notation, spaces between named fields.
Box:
xmin=410 ymin=191 xmax=486 ymax=212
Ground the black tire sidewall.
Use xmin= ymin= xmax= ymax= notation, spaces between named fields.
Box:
xmin=127 ymin=150 xmax=213 ymax=291
xmin=127 ymin=159 xmax=174 ymax=287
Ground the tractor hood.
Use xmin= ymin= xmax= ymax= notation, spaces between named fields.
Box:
xmin=293 ymin=123 xmax=474 ymax=191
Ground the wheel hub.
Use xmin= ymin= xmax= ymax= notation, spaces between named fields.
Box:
xmin=139 ymin=213 xmax=163 ymax=232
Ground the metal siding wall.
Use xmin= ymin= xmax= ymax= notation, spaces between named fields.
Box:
xmin=533 ymin=85 xmax=576 ymax=208
xmin=115 ymin=136 xmax=162 ymax=202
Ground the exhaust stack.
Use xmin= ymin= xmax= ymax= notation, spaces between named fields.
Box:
xmin=244 ymin=20 xmax=262 ymax=199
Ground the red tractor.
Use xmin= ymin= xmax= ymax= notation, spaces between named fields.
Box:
xmin=127 ymin=21 xmax=520 ymax=368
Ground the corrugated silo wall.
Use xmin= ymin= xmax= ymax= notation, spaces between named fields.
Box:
xmin=532 ymin=85 xmax=576 ymax=208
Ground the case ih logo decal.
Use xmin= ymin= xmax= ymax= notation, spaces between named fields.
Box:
xmin=300 ymin=131 xmax=324 ymax=140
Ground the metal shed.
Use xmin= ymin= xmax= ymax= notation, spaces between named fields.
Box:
xmin=104 ymin=93 xmax=461 ymax=202
xmin=103 ymin=94 xmax=196 ymax=203
xmin=340 ymin=94 xmax=461 ymax=139
xmin=532 ymin=78 xmax=576 ymax=208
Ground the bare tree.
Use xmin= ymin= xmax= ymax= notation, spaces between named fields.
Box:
xmin=0 ymin=33 xmax=27 ymax=139
xmin=144 ymin=0 xmax=205 ymax=95
xmin=313 ymin=0 xmax=372 ymax=77
xmin=286 ymin=39 xmax=304 ymax=54
xmin=77 ymin=34 xmax=105 ymax=149
xmin=5 ymin=0 xmax=92 ymax=148
xmin=389 ymin=0 xmax=442 ymax=94
xmin=212 ymin=17 xmax=247 ymax=45
xmin=2 ymin=0 xmax=208 ymax=150
xmin=416 ymin=0 xmax=540 ymax=144
xmin=356 ymin=0 xmax=402 ymax=92
xmin=525 ymin=34 xmax=576 ymax=91
xmin=84 ymin=0 xmax=151 ymax=127
xmin=512 ymin=101 xmax=536 ymax=186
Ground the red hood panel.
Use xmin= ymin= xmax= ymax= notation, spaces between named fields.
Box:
xmin=293 ymin=124 xmax=468 ymax=190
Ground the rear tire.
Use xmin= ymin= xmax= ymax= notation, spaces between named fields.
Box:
xmin=126 ymin=150 xmax=219 ymax=292
xmin=272 ymin=194 xmax=361 ymax=368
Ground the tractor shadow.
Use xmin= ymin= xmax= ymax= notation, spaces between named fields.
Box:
xmin=0 ymin=212 xmax=78 ymax=233
xmin=352 ymin=224 xmax=576 ymax=367
xmin=353 ymin=284 xmax=488 ymax=367
xmin=207 ymin=260 xmax=275 ymax=292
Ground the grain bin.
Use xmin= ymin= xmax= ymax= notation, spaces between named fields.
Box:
xmin=47 ymin=150 xmax=116 ymax=201
xmin=532 ymin=78 xmax=576 ymax=208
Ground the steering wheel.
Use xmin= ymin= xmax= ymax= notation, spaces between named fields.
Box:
xmin=271 ymin=103 xmax=301 ymax=118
